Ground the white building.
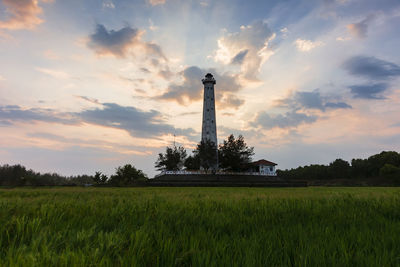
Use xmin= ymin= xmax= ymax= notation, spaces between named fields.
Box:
xmin=250 ymin=159 xmax=277 ymax=176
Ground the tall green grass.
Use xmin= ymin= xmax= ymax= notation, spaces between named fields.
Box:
xmin=1 ymin=187 xmax=400 ymax=266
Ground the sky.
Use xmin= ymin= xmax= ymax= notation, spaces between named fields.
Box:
xmin=0 ymin=0 xmax=400 ymax=177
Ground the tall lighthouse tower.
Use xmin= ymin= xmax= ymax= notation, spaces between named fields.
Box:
xmin=201 ymin=73 xmax=217 ymax=147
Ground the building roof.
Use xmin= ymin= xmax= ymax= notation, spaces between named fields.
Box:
xmin=252 ymin=159 xmax=277 ymax=166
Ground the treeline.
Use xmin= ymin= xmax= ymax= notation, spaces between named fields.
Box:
xmin=0 ymin=164 xmax=147 ymax=187
xmin=278 ymin=151 xmax=400 ymax=180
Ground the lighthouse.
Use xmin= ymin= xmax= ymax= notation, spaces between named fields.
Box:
xmin=201 ymin=73 xmax=218 ymax=149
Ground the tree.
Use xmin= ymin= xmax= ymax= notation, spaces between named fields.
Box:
xmin=109 ymin=164 xmax=147 ymax=186
xmin=93 ymin=171 xmax=108 ymax=184
xmin=184 ymin=154 xmax=200 ymax=170
xmin=155 ymin=146 xmax=187 ymax=171
xmin=218 ymin=134 xmax=254 ymax=172
xmin=379 ymin=164 xmax=400 ymax=179
xmin=329 ymin=159 xmax=350 ymax=179
xmin=195 ymin=139 xmax=217 ymax=172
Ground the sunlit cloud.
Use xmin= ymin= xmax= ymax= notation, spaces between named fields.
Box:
xmin=214 ymin=20 xmax=275 ymax=80
xmin=157 ymin=66 xmax=244 ymax=109
xmin=35 ymin=67 xmax=70 ymax=79
xmin=148 ymin=0 xmax=165 ymax=6
xmin=294 ymin=39 xmax=324 ymax=52
xmin=43 ymin=49 xmax=60 ymax=60
xmin=0 ymin=0 xmax=51 ymax=30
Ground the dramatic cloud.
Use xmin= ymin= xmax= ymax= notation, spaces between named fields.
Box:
xmin=0 ymin=0 xmax=51 ymax=30
xmin=349 ymin=83 xmax=388 ymax=99
xmin=88 ymin=24 xmax=139 ymax=57
xmin=277 ymin=90 xmax=352 ymax=111
xmin=231 ymin=49 xmax=248 ymax=65
xmin=214 ymin=21 xmax=275 ymax=80
xmin=250 ymin=90 xmax=351 ymax=130
xmin=343 ymin=56 xmax=400 ymax=100
xmin=251 ymin=111 xmax=318 ymax=130
xmin=158 ymin=66 xmax=243 ymax=109
xmin=343 ymin=56 xmax=400 ymax=80
xmin=347 ymin=15 xmax=374 ymax=39
xmin=79 ymin=103 xmax=193 ymax=138
xmin=87 ymin=24 xmax=166 ymax=60
xmin=0 ymin=103 xmax=194 ymax=138
xmin=294 ymin=39 xmax=324 ymax=52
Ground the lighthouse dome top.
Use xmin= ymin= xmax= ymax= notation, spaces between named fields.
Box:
xmin=202 ymin=73 xmax=216 ymax=84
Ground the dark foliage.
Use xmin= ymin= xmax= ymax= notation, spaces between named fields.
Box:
xmin=0 ymin=163 xmax=147 ymax=187
xmin=184 ymin=154 xmax=200 ymax=170
xmin=155 ymin=146 xmax=187 ymax=171
xmin=108 ymin=164 xmax=147 ymax=186
xmin=0 ymin=164 xmax=94 ymax=186
xmin=93 ymin=171 xmax=108 ymax=184
xmin=196 ymin=139 xmax=218 ymax=172
xmin=278 ymin=151 xmax=400 ymax=180
xmin=218 ymin=134 xmax=254 ymax=172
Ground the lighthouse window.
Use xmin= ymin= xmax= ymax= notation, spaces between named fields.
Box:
xmin=211 ymin=120 xmax=214 ymax=123
xmin=207 ymin=109 xmax=209 ymax=111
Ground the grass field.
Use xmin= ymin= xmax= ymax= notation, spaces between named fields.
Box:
xmin=1 ymin=187 xmax=400 ymax=266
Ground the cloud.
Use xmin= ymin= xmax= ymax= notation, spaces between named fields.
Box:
xmin=343 ymin=55 xmax=400 ymax=100
xmin=277 ymin=90 xmax=352 ymax=111
xmin=349 ymin=83 xmax=388 ymax=99
xmin=294 ymin=39 xmax=324 ymax=52
xmin=157 ymin=66 xmax=244 ymax=109
xmin=87 ymin=24 xmax=167 ymax=60
xmin=251 ymin=111 xmax=318 ymax=130
xmin=231 ymin=49 xmax=248 ymax=65
xmin=35 ymin=67 xmax=70 ymax=79
xmin=88 ymin=24 xmax=139 ymax=57
xmin=343 ymin=56 xmax=400 ymax=80
xmin=214 ymin=20 xmax=275 ymax=80
xmin=0 ymin=103 xmax=195 ymax=139
xmin=102 ymin=0 xmax=115 ymax=9
xmin=0 ymin=120 xmax=13 ymax=126
xmin=250 ymin=90 xmax=351 ymax=130
xmin=79 ymin=103 xmax=194 ymax=138
xmin=347 ymin=15 xmax=374 ymax=39
xmin=325 ymin=102 xmax=352 ymax=109
xmin=0 ymin=0 xmax=51 ymax=30
xmin=148 ymin=0 xmax=165 ymax=6
xmin=0 ymin=105 xmax=78 ymax=125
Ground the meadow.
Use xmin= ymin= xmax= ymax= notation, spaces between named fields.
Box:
xmin=1 ymin=187 xmax=400 ymax=266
